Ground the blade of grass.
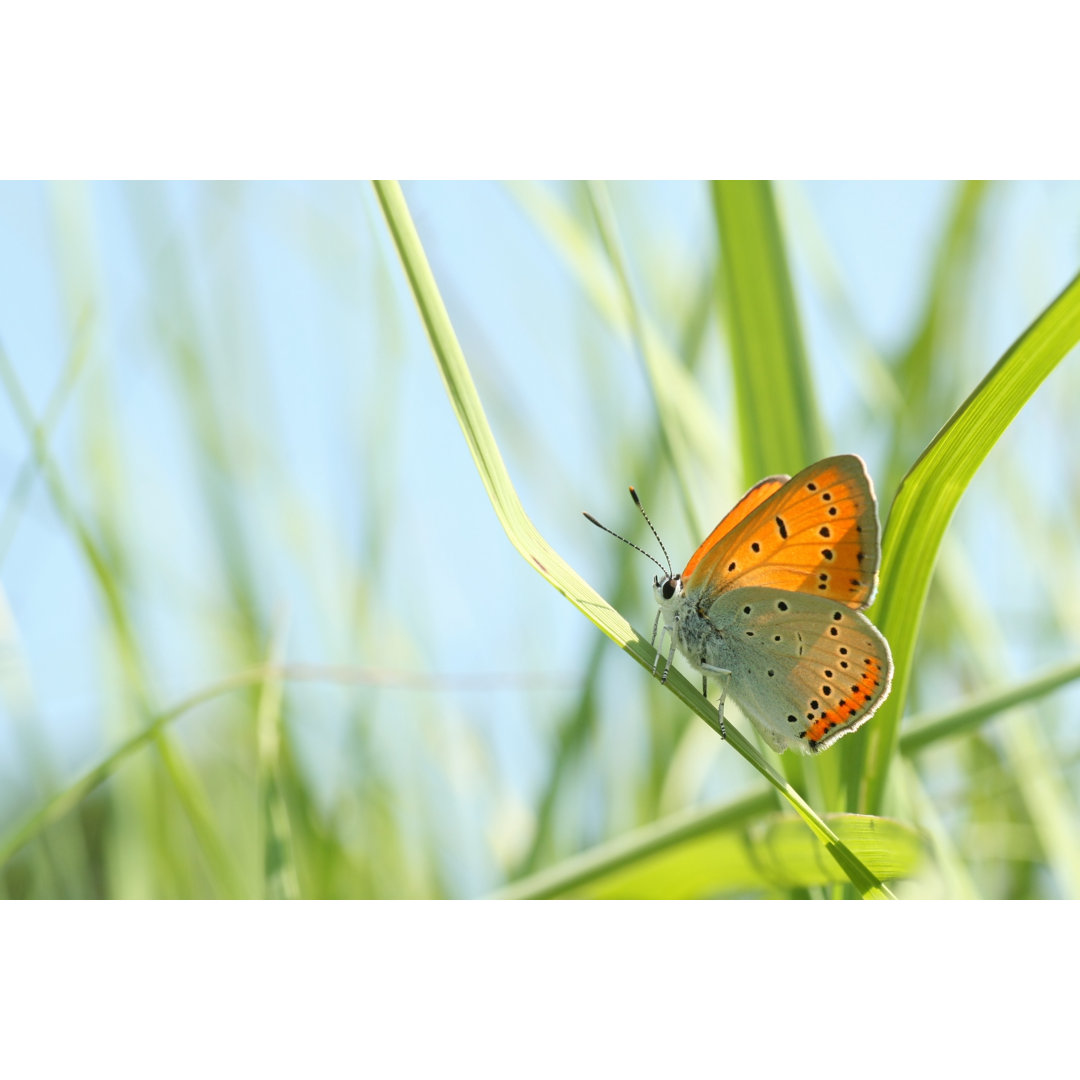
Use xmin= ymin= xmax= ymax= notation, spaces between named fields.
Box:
xmin=776 ymin=182 xmax=904 ymax=420
xmin=373 ymin=179 xmax=893 ymax=899
xmin=892 ymin=759 xmax=979 ymax=899
xmin=0 ymin=670 xmax=254 ymax=869
xmin=711 ymin=181 xmax=826 ymax=480
xmin=505 ymin=181 xmax=735 ymax=530
xmin=884 ymin=181 xmax=992 ymax=497
xmin=857 ymin=267 xmax=1080 ymax=812
xmin=773 ymin=183 xmax=992 ymax=816
xmin=0 ymin=319 xmax=94 ymax=894
xmin=582 ymin=181 xmax=704 ymax=538
xmin=498 ymin=799 xmax=921 ymax=899
xmin=900 ymin=656 xmax=1080 ymax=756
xmin=712 ymin=180 xmax=832 ymax=810
xmin=511 ymin=262 xmax=719 ymax=877
xmin=505 ymin=183 xmax=732 ymax=862
xmin=1000 ymin=710 xmax=1080 ymax=897
xmin=499 ymin=790 xmax=773 ymax=898
xmin=0 ymin=311 xmax=93 ymax=566
xmin=0 ymin=662 xmax=376 ymax=869
xmin=932 ymin=537 xmax=1080 ymax=898
xmin=257 ymin=613 xmax=299 ymax=900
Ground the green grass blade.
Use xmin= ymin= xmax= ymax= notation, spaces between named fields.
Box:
xmin=491 ymin=206 xmax=719 ymax=873
xmin=582 ymin=181 xmax=703 ymax=535
xmin=857 ymin=268 xmax=1080 ymax=812
xmin=373 ymin=180 xmax=892 ymax=899
xmin=711 ymin=181 xmax=826 ymax=480
xmin=498 ymin=797 xmax=921 ymax=899
xmin=900 ymin=657 xmax=1080 ymax=755
xmin=884 ymin=182 xmax=992 ymax=496
xmin=931 ymin=540 xmax=1080 ymax=897
xmin=0 ymin=311 xmax=93 ymax=566
xmin=712 ymin=181 xmax=836 ymax=807
xmin=257 ymin=616 xmax=299 ymax=900
xmin=0 ymin=672 xmax=250 ymax=870
xmin=506 ymin=181 xmax=733 ymax=536
xmin=893 ymin=759 xmax=980 ymax=899
xmin=497 ymin=791 xmax=773 ymax=897
xmin=0 ymin=663 xmax=409 ymax=870
xmin=1000 ymin=712 xmax=1080 ymax=897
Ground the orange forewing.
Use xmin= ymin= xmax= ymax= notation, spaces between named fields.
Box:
xmin=681 ymin=475 xmax=788 ymax=579
xmin=684 ymin=455 xmax=881 ymax=609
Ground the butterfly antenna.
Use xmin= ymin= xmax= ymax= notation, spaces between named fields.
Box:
xmin=627 ymin=487 xmax=673 ymax=577
xmin=583 ymin=507 xmax=668 ymax=577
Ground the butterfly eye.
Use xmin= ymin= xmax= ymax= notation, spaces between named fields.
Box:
xmin=662 ymin=580 xmax=676 ymax=600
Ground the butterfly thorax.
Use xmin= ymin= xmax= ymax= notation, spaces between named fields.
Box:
xmin=653 ymin=574 xmax=722 ymax=671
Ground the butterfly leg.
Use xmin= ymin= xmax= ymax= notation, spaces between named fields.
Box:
xmin=650 ymin=613 xmax=678 ymax=684
xmin=700 ymin=663 xmax=731 ymax=740
xmin=650 ymin=608 xmax=662 ymax=649
xmin=659 ymin=616 xmax=678 ymax=684
xmin=649 ymin=609 xmax=663 ymax=676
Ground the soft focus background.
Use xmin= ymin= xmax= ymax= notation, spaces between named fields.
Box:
xmin=1 ymin=180 xmax=1079 ymax=898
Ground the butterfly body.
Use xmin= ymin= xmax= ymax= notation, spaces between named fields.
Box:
xmin=648 ymin=455 xmax=893 ymax=754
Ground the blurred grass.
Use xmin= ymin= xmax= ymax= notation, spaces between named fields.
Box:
xmin=1 ymin=180 xmax=1079 ymax=898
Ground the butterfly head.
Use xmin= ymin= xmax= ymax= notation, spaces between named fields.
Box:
xmin=652 ymin=570 xmax=684 ymax=607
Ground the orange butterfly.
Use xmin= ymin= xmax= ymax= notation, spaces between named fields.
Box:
xmin=588 ymin=455 xmax=893 ymax=753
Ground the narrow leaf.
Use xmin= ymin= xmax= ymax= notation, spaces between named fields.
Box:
xmin=857 ymin=269 xmax=1080 ymax=812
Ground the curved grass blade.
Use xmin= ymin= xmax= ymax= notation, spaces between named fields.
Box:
xmin=0 ymin=669 xmax=264 ymax=870
xmin=497 ymin=790 xmax=773 ymax=898
xmin=0 ymin=662 xmax=425 ymax=871
xmin=498 ymin=800 xmax=921 ymax=899
xmin=856 ymin=268 xmax=1080 ymax=812
xmin=373 ymin=180 xmax=893 ymax=899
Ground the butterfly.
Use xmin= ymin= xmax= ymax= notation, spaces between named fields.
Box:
xmin=586 ymin=455 xmax=893 ymax=753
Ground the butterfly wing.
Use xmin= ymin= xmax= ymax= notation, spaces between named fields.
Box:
xmin=685 ymin=455 xmax=881 ymax=610
xmin=681 ymin=474 xmax=788 ymax=580
xmin=704 ymin=585 xmax=893 ymax=754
